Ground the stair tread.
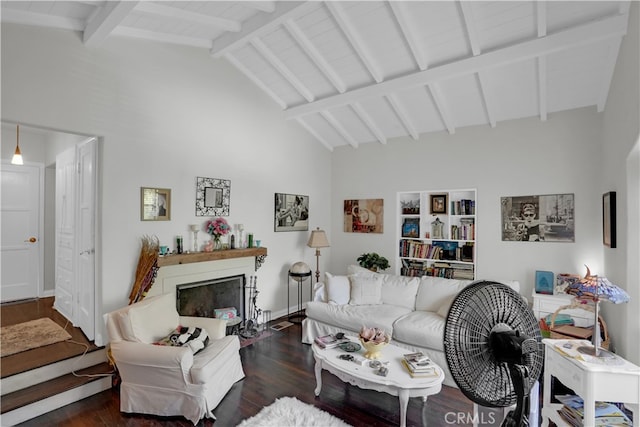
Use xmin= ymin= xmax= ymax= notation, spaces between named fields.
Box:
xmin=1 ymin=362 xmax=114 ymax=414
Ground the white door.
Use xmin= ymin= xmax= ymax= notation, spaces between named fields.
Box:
xmin=76 ymin=139 xmax=97 ymax=340
xmin=0 ymin=163 xmax=42 ymax=302
xmin=54 ymin=147 xmax=76 ymax=321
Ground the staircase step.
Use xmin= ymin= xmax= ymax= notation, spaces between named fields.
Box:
xmin=1 ymin=347 xmax=107 ymax=395
xmin=0 ymin=363 xmax=114 ymax=425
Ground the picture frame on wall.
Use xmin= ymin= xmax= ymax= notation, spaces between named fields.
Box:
xmin=196 ymin=177 xmax=230 ymax=216
xmin=430 ymin=194 xmax=447 ymax=214
xmin=500 ymin=193 xmax=575 ymax=242
xmin=141 ymin=187 xmax=171 ymax=221
xmin=603 ymin=191 xmax=616 ymax=248
xmin=274 ymin=193 xmax=309 ymax=232
xmin=344 ymin=199 xmax=384 ymax=233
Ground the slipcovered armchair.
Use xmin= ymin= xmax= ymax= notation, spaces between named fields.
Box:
xmin=105 ymin=292 xmax=245 ymax=424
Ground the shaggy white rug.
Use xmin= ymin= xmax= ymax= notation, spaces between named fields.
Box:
xmin=236 ymin=397 xmax=352 ymax=427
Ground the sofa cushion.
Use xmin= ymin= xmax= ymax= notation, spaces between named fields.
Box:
xmin=349 ymin=274 xmax=383 ymax=305
xmin=380 ymin=275 xmax=420 ymax=310
xmin=126 ymin=292 xmax=180 ymax=343
xmin=436 ymin=296 xmax=455 ymax=318
xmin=415 ymin=277 xmax=471 ymax=312
xmin=325 ymin=272 xmax=351 ymax=305
xmin=393 ymin=311 xmax=446 ymax=351
xmin=306 ymin=301 xmax=410 ymax=334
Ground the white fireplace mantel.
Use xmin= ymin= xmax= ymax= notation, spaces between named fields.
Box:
xmin=147 ymin=248 xmax=267 ymax=301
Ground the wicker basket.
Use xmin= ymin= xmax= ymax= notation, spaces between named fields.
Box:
xmin=549 ymin=303 xmax=609 ymax=350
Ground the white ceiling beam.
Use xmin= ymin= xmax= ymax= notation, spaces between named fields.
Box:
xmin=618 ymin=1 xmax=631 ymax=16
xmin=296 ymin=117 xmax=334 ymax=151
xmin=427 ymin=84 xmax=455 ymax=134
xmin=210 ymin=1 xmax=315 ymax=58
xmin=459 ymin=2 xmax=481 ymax=56
xmin=597 ymin=37 xmax=623 ymax=112
xmin=284 ymin=19 xmax=347 ymax=93
xmin=0 ymin=9 xmax=86 ymax=31
xmin=284 ymin=14 xmax=629 ymax=120
xmin=352 ymin=102 xmax=387 ymax=144
xmin=537 ymin=1 xmax=547 ymax=37
xmin=476 ymin=73 xmax=496 ymax=128
xmin=325 ymin=2 xmax=384 ymax=83
xmin=388 ymin=1 xmax=428 ymax=70
xmin=83 ymin=1 xmax=138 ymax=47
xmin=112 ymin=27 xmax=213 ymax=49
xmin=537 ymin=56 xmax=547 ymax=121
xmin=245 ymin=2 xmax=277 ymax=14
xmin=250 ymin=38 xmax=315 ymax=103
xmin=224 ymin=52 xmax=287 ymax=109
xmin=320 ymin=112 xmax=359 ymax=148
xmin=134 ymin=2 xmax=241 ymax=32
xmin=386 ymin=94 xmax=418 ymax=140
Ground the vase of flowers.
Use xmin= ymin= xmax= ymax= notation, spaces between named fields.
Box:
xmin=205 ymin=217 xmax=231 ymax=250
xmin=359 ymin=326 xmax=390 ymax=359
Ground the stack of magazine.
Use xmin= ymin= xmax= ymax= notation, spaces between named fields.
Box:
xmin=401 ymin=352 xmax=438 ymax=378
xmin=556 ymin=395 xmax=631 ymax=426
xmin=314 ymin=334 xmax=350 ymax=349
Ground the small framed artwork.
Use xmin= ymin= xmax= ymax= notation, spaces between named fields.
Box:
xmin=603 ymin=191 xmax=616 ymax=248
xmin=430 ymin=194 xmax=448 ymax=214
xmin=196 ymin=177 xmax=230 ymax=216
xmin=402 ymin=217 xmax=420 ymax=238
xmin=141 ymin=187 xmax=171 ymax=221
xmin=344 ymin=199 xmax=384 ymax=233
xmin=275 ymin=193 xmax=309 ymax=232
xmin=535 ymin=270 xmax=554 ymax=295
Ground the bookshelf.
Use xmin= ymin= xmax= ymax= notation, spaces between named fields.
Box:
xmin=397 ymin=189 xmax=476 ymax=279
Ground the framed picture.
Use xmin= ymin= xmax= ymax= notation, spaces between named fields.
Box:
xmin=274 ymin=193 xmax=309 ymax=232
xmin=196 ymin=177 xmax=230 ymax=216
xmin=535 ymin=270 xmax=554 ymax=295
xmin=500 ymin=193 xmax=575 ymax=242
xmin=141 ymin=187 xmax=171 ymax=221
xmin=344 ymin=199 xmax=384 ymax=233
xmin=603 ymin=191 xmax=616 ymax=248
xmin=402 ymin=217 xmax=420 ymax=238
xmin=430 ymin=194 xmax=447 ymax=214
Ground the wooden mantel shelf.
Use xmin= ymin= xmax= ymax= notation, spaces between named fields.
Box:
xmin=157 ymin=247 xmax=268 ymax=268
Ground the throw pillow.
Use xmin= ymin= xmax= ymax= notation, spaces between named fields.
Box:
xmin=349 ymin=274 xmax=383 ymax=305
xmin=325 ymin=272 xmax=351 ymax=305
xmin=154 ymin=326 xmax=210 ymax=354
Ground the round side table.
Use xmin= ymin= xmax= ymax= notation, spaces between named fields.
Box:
xmin=288 ymin=269 xmax=312 ymax=323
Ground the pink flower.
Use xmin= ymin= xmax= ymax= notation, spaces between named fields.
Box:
xmin=205 ymin=217 xmax=231 ymax=238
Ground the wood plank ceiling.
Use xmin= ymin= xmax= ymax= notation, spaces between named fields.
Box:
xmin=1 ymin=1 xmax=631 ymax=150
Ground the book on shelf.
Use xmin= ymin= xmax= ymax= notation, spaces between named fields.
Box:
xmin=314 ymin=334 xmax=350 ymax=349
xmin=556 ymin=394 xmax=632 ymax=426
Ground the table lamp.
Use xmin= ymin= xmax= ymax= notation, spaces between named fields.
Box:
xmin=565 ymin=266 xmax=630 ymax=358
xmin=307 ymin=227 xmax=330 ymax=283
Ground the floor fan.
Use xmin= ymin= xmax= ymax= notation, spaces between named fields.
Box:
xmin=444 ymin=281 xmax=544 ymax=427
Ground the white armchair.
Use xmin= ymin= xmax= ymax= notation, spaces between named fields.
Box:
xmin=104 ymin=292 xmax=245 ymax=424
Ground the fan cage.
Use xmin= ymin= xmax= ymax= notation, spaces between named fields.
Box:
xmin=444 ymin=281 xmax=543 ymax=408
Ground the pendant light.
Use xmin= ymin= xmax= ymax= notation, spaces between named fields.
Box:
xmin=11 ymin=124 xmax=23 ymax=165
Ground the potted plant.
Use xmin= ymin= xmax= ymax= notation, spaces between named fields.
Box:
xmin=356 ymin=253 xmax=390 ymax=272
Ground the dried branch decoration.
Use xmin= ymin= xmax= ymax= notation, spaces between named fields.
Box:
xmin=129 ymin=235 xmax=160 ymax=304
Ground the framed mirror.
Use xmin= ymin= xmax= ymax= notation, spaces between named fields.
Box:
xmin=141 ymin=187 xmax=171 ymax=221
xmin=196 ymin=177 xmax=230 ymax=216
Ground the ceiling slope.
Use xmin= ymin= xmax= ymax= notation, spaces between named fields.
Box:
xmin=1 ymin=1 xmax=631 ymax=150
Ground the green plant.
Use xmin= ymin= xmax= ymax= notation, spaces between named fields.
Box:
xmin=356 ymin=253 xmax=390 ymax=271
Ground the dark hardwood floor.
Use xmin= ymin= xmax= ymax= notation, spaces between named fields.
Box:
xmin=11 ymin=315 xmax=492 ymax=427
xmin=1 ymin=297 xmax=101 ymax=379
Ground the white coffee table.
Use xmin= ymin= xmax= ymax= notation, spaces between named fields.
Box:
xmin=312 ymin=336 xmax=444 ymax=427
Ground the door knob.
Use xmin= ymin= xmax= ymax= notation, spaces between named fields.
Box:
xmin=25 ymin=237 xmax=37 ymax=243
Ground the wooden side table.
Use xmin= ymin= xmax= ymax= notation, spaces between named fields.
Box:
xmin=541 ymin=339 xmax=640 ymax=426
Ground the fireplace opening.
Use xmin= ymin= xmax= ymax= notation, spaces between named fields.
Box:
xmin=176 ymin=274 xmax=245 ymax=321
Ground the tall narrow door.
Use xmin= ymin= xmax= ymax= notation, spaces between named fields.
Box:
xmin=0 ymin=163 xmax=42 ymax=302
xmin=76 ymin=139 xmax=97 ymax=340
xmin=54 ymin=147 xmax=76 ymax=321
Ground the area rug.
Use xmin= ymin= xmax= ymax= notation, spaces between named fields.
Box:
xmin=1 ymin=318 xmax=72 ymax=357
xmin=236 ymin=397 xmax=352 ymax=427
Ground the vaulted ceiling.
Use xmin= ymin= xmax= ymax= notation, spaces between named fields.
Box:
xmin=1 ymin=1 xmax=632 ymax=150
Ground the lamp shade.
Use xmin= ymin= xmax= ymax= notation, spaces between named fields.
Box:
xmin=307 ymin=228 xmax=330 ymax=248
xmin=565 ymin=266 xmax=630 ymax=304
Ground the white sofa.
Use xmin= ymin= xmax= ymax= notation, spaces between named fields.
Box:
xmin=301 ymin=265 xmax=519 ymax=387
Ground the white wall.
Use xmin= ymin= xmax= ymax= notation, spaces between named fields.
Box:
xmin=331 ymin=108 xmax=604 ymax=300
xmin=601 ymin=2 xmax=640 ymax=362
xmin=1 ymin=23 xmax=332 ymax=345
